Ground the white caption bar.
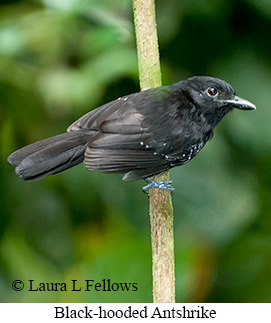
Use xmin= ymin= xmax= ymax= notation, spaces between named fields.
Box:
xmin=1 ymin=303 xmax=270 ymax=322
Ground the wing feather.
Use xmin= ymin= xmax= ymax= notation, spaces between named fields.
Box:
xmin=84 ymin=145 xmax=167 ymax=179
xmin=67 ymin=92 xmax=145 ymax=132
xmin=67 ymin=88 xmax=182 ymax=180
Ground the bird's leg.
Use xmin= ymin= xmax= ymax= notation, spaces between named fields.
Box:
xmin=143 ymin=177 xmax=174 ymax=194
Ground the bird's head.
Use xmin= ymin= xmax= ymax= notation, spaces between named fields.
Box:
xmin=182 ymin=76 xmax=256 ymax=123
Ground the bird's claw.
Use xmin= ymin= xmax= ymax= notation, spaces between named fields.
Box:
xmin=143 ymin=178 xmax=174 ymax=194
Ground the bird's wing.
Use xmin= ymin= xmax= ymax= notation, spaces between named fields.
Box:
xmin=67 ymin=93 xmax=144 ymax=133
xmin=67 ymin=91 xmax=170 ymax=180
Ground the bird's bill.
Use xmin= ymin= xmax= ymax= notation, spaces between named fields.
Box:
xmin=221 ymin=96 xmax=256 ymax=110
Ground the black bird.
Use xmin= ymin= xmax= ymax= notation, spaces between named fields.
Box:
xmin=7 ymin=76 xmax=256 ymax=192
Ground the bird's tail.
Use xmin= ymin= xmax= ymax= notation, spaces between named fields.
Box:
xmin=7 ymin=131 xmax=92 ymax=181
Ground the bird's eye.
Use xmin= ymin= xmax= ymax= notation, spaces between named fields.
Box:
xmin=207 ymin=87 xmax=218 ymax=97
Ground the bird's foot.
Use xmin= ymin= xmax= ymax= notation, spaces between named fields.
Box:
xmin=143 ymin=177 xmax=174 ymax=194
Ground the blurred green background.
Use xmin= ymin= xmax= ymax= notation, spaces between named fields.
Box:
xmin=0 ymin=0 xmax=270 ymax=302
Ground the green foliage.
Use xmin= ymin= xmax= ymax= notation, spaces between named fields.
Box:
xmin=0 ymin=0 xmax=270 ymax=302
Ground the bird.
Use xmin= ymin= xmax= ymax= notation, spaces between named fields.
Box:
xmin=7 ymin=76 xmax=256 ymax=192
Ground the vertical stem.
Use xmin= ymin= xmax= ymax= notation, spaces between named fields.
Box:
xmin=133 ymin=0 xmax=175 ymax=303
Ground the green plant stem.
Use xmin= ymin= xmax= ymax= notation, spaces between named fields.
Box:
xmin=132 ymin=0 xmax=175 ymax=303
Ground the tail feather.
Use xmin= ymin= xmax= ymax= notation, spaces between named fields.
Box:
xmin=8 ymin=131 xmax=92 ymax=181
